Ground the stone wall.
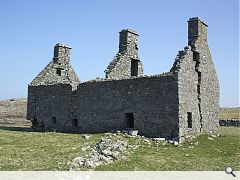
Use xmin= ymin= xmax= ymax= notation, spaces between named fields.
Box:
xmin=27 ymin=84 xmax=73 ymax=131
xmin=219 ymin=119 xmax=240 ymax=127
xmin=171 ymin=46 xmax=201 ymax=139
xmin=170 ymin=17 xmax=220 ymax=140
xmin=72 ymin=74 xmax=179 ymax=139
xmin=188 ymin=17 xmax=220 ymax=133
xmin=28 ymin=74 xmax=179 ymax=139
xmin=27 ymin=43 xmax=80 ymax=130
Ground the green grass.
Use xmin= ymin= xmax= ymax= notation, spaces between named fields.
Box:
xmin=0 ymin=127 xmax=239 ymax=171
xmin=0 ymin=129 xmax=103 ymax=170
xmin=97 ymin=127 xmax=240 ymax=171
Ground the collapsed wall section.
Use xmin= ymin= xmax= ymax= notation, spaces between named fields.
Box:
xmin=72 ymin=74 xmax=179 ymax=139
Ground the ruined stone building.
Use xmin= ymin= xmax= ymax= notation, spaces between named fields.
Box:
xmin=27 ymin=17 xmax=219 ymax=141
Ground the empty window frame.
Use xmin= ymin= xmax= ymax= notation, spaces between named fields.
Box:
xmin=56 ymin=68 xmax=62 ymax=76
xmin=187 ymin=112 xmax=192 ymax=128
xmin=131 ymin=59 xmax=138 ymax=76
xmin=52 ymin=117 xmax=57 ymax=124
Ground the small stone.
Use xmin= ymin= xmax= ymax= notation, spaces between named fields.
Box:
xmin=102 ymin=149 xmax=112 ymax=156
xmin=207 ymin=137 xmax=214 ymax=140
xmin=84 ymin=160 xmax=96 ymax=169
xmin=69 ymin=162 xmax=79 ymax=171
xmin=90 ymin=155 xmax=100 ymax=162
xmin=73 ymin=157 xmax=84 ymax=165
xmin=122 ymin=130 xmax=128 ymax=133
xmin=116 ymin=144 xmax=126 ymax=152
xmin=152 ymin=138 xmax=165 ymax=141
xmin=128 ymin=130 xmax=138 ymax=136
xmin=173 ymin=141 xmax=179 ymax=145
xmin=121 ymin=141 xmax=128 ymax=147
xmin=82 ymin=135 xmax=91 ymax=139
xmin=111 ymin=152 xmax=120 ymax=159
xmin=81 ymin=147 xmax=87 ymax=151
xmin=99 ymin=155 xmax=111 ymax=163
xmin=94 ymin=161 xmax=102 ymax=167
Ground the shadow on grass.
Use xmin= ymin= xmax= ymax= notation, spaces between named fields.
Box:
xmin=0 ymin=126 xmax=103 ymax=135
xmin=0 ymin=126 xmax=33 ymax=132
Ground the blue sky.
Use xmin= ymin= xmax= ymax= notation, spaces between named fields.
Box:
xmin=0 ymin=0 xmax=239 ymax=107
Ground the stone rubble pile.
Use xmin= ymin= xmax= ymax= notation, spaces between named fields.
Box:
xmin=69 ymin=132 xmax=182 ymax=171
xmin=69 ymin=137 xmax=130 ymax=170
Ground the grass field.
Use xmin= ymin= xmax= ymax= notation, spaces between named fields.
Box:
xmin=0 ymin=127 xmax=239 ymax=171
xmin=0 ymin=100 xmax=239 ymax=170
xmin=219 ymin=107 xmax=239 ymax=119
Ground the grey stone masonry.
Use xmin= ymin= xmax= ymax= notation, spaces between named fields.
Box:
xmin=171 ymin=17 xmax=219 ymax=141
xmin=188 ymin=17 xmax=219 ymax=134
xmin=105 ymin=29 xmax=143 ymax=79
xmin=27 ymin=17 xmax=219 ymax=142
xmin=30 ymin=43 xmax=80 ymax=90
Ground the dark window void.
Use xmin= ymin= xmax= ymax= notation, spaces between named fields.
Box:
xmin=56 ymin=69 xmax=61 ymax=76
xmin=193 ymin=51 xmax=200 ymax=62
xmin=32 ymin=116 xmax=38 ymax=126
xmin=131 ymin=59 xmax=138 ymax=76
xmin=187 ymin=112 xmax=192 ymax=128
xmin=125 ymin=113 xmax=134 ymax=128
xmin=52 ymin=117 xmax=57 ymax=124
xmin=72 ymin=119 xmax=78 ymax=126
xmin=135 ymin=44 xmax=138 ymax=50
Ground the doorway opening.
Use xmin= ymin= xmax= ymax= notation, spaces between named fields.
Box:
xmin=125 ymin=113 xmax=134 ymax=128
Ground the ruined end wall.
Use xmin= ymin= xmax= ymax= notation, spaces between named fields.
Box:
xmin=170 ymin=17 xmax=220 ymax=140
xmin=72 ymin=74 xmax=179 ymax=139
xmin=27 ymin=43 xmax=80 ymax=128
xmin=188 ymin=17 xmax=220 ymax=133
